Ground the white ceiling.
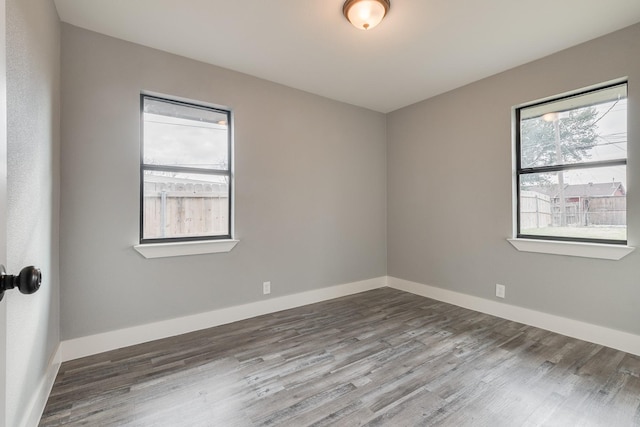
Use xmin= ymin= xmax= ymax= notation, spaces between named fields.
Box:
xmin=53 ymin=0 xmax=640 ymax=113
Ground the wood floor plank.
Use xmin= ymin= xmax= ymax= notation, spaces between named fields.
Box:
xmin=40 ymin=288 xmax=640 ymax=426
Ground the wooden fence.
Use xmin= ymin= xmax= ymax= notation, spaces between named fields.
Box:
xmin=144 ymin=181 xmax=229 ymax=239
xmin=520 ymin=191 xmax=552 ymax=229
xmin=521 ymin=190 xmax=626 ymax=229
xmin=554 ymin=196 xmax=626 ymax=227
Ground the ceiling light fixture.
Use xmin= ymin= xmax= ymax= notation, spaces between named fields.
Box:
xmin=343 ymin=0 xmax=390 ymax=30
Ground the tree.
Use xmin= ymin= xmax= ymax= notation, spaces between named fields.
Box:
xmin=520 ymin=106 xmax=599 ymax=187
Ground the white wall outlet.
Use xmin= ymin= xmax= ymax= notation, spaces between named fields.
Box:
xmin=496 ymin=284 xmax=506 ymax=299
xmin=263 ymin=281 xmax=271 ymax=295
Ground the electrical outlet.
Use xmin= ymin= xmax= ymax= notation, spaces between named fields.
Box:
xmin=496 ymin=284 xmax=506 ymax=299
xmin=263 ymin=281 xmax=271 ymax=295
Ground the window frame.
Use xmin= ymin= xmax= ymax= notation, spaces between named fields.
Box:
xmin=139 ymin=94 xmax=233 ymax=244
xmin=515 ymin=81 xmax=628 ymax=246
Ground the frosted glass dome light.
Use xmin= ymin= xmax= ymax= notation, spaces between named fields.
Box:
xmin=343 ymin=0 xmax=390 ymax=30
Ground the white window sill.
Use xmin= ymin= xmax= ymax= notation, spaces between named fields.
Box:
xmin=134 ymin=239 xmax=239 ymax=259
xmin=507 ymin=238 xmax=634 ymax=260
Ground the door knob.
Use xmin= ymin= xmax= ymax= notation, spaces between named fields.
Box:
xmin=0 ymin=265 xmax=42 ymax=301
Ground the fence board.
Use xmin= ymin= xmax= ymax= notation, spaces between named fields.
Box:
xmin=143 ymin=180 xmax=229 ymax=238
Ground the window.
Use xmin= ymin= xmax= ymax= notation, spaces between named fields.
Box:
xmin=140 ymin=95 xmax=232 ymax=243
xmin=516 ymin=82 xmax=627 ymax=245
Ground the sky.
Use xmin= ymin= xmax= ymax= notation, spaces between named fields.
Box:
xmin=143 ymin=112 xmax=229 ymax=170
xmin=568 ymin=99 xmax=627 ymax=188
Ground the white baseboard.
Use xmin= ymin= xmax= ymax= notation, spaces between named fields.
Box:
xmin=61 ymin=274 xmax=639 ymax=362
xmin=61 ymin=277 xmax=387 ymax=362
xmin=21 ymin=345 xmax=61 ymax=427
xmin=388 ymin=276 xmax=640 ymax=357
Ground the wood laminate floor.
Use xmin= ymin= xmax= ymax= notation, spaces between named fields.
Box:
xmin=40 ymin=288 xmax=640 ymax=426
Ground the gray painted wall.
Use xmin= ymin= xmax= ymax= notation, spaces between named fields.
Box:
xmin=387 ymin=23 xmax=640 ymax=334
xmin=6 ymin=0 xmax=60 ymax=425
xmin=60 ymin=25 xmax=387 ymax=340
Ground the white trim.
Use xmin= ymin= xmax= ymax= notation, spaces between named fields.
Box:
xmin=388 ymin=276 xmax=640 ymax=356
xmin=507 ymin=238 xmax=634 ymax=260
xmin=60 ymin=277 xmax=387 ymax=361
xmin=133 ymin=239 xmax=239 ymax=258
xmin=20 ymin=345 xmax=61 ymax=427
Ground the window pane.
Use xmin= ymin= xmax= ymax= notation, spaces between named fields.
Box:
xmin=520 ymin=84 xmax=627 ymax=168
xmin=520 ymin=166 xmax=626 ymax=241
xmin=143 ymin=97 xmax=229 ymax=169
xmin=143 ymin=171 xmax=230 ymax=240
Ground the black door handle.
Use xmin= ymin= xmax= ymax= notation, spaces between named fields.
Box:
xmin=0 ymin=265 xmax=41 ymax=301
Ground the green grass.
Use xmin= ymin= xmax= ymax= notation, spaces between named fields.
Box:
xmin=521 ymin=226 xmax=626 ymax=241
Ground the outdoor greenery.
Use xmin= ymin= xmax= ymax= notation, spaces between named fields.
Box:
xmin=520 ymin=106 xmax=599 ymax=186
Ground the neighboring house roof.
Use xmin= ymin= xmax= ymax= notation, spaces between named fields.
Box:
xmin=560 ymin=182 xmax=625 ymax=198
